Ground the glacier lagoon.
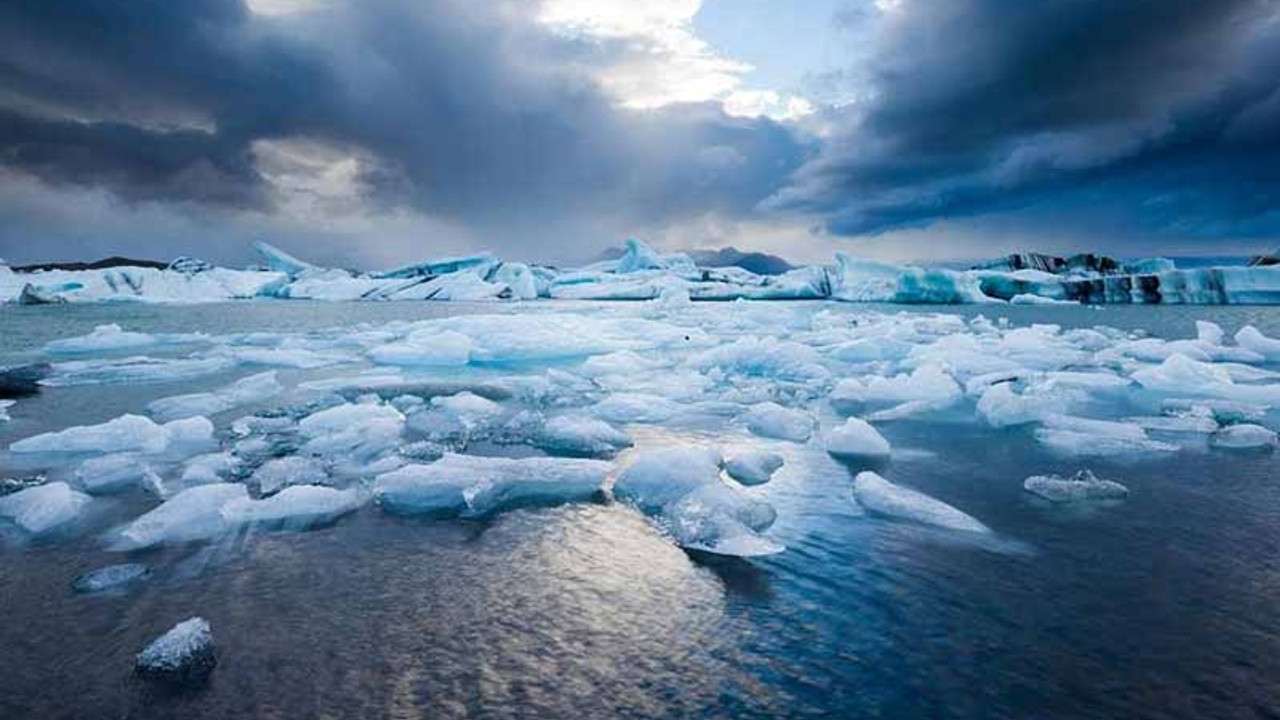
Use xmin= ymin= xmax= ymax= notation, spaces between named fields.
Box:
xmin=2 ymin=299 xmax=1280 ymax=719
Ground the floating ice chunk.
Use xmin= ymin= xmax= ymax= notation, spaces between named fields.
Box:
xmin=1132 ymin=354 xmax=1280 ymax=406
xmin=1196 ymin=321 xmax=1225 ymax=346
xmin=374 ymin=454 xmax=610 ymax=517
xmin=180 ymin=452 xmax=241 ymax=486
xmin=866 ymin=398 xmax=957 ymax=422
xmin=74 ymin=453 xmax=159 ymax=494
xmin=214 ymin=346 xmax=355 ymax=369
xmin=163 ymin=416 xmax=216 ymax=451
xmin=1023 ymin=469 xmax=1129 ymax=503
xmin=256 ymin=241 xmax=316 ymax=276
xmin=592 ymin=393 xmax=683 ymax=424
xmin=299 ymin=402 xmax=405 ymax=437
xmin=368 ymin=330 xmax=472 ymax=366
xmin=536 ymin=415 xmax=633 ymax=456
xmin=1035 ymin=414 xmax=1177 ymax=456
xmin=824 ymin=418 xmax=891 ymax=461
xmin=742 ymin=402 xmax=816 ymax=442
xmin=74 ymin=563 xmax=151 ymax=593
xmin=0 ymin=399 xmax=12 ymax=422
xmin=0 ymin=481 xmax=92 ymax=534
xmin=43 ymin=356 xmax=236 ymax=387
xmin=11 ymin=414 xmax=169 ymax=454
xmin=831 ymin=365 xmax=960 ymax=409
xmin=250 ymin=456 xmax=329 ymax=495
xmin=613 ymin=447 xmax=782 ymax=557
xmin=578 ymin=350 xmax=665 ymax=377
xmin=1211 ymin=424 xmax=1278 ymax=450
xmin=221 ymin=485 xmax=364 ymax=526
xmin=613 ymin=447 xmax=725 ymax=513
xmin=689 ymin=337 xmax=830 ymax=383
xmin=112 ymin=483 xmax=248 ymax=550
xmin=976 ymin=382 xmax=1060 ymax=428
xmin=1235 ymin=325 xmax=1280 ymax=360
xmin=724 ymin=450 xmax=784 ymax=486
xmin=1125 ymin=412 xmax=1219 ymax=434
xmin=829 ymin=337 xmax=914 ymax=363
xmin=147 ymin=371 xmax=283 ymax=422
xmin=44 ymin=324 xmax=157 ymax=354
xmin=853 ymin=471 xmax=990 ymax=533
xmin=666 ymin=483 xmax=783 ymax=557
xmin=431 ymin=391 xmax=502 ymax=421
xmin=136 ymin=617 xmax=216 ymax=681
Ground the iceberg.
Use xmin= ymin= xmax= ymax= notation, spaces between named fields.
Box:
xmin=374 ymin=454 xmax=611 ymax=517
xmin=853 ymin=471 xmax=990 ymax=533
xmin=147 ymin=371 xmax=283 ymax=421
xmin=250 ymin=456 xmax=330 ymax=495
xmin=824 ymin=418 xmax=891 ymax=461
xmin=74 ymin=563 xmax=152 ymax=593
xmin=74 ymin=453 xmax=160 ymax=494
xmin=11 ymin=414 xmax=171 ymax=455
xmin=136 ymin=617 xmax=216 ymax=682
xmin=613 ymin=447 xmax=782 ymax=557
xmin=724 ymin=450 xmax=784 ymax=486
xmin=741 ymin=402 xmax=816 ymax=442
xmin=1210 ymin=424 xmax=1278 ymax=450
xmin=0 ymin=481 xmax=92 ymax=534
xmin=1023 ymin=469 xmax=1130 ymax=503
xmin=221 ymin=486 xmax=365 ymax=527
xmin=535 ymin=415 xmax=633 ymax=456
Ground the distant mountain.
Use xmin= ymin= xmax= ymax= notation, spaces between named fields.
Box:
xmin=686 ymin=247 xmax=795 ymax=276
xmin=11 ymin=256 xmax=169 ymax=272
xmin=591 ymin=245 xmax=795 ymax=276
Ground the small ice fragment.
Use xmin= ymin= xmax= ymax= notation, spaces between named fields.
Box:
xmin=0 ymin=481 xmax=92 ymax=534
xmin=147 ymin=371 xmax=283 ymax=422
xmin=375 ymin=454 xmax=610 ymax=517
xmin=74 ymin=563 xmax=151 ymax=593
xmin=591 ymin=393 xmax=682 ymax=424
xmin=368 ymin=330 xmax=472 ymax=366
xmin=11 ymin=414 xmax=169 ymax=454
xmin=824 ymin=418 xmax=891 ymax=461
xmin=1211 ymin=424 xmax=1278 ymax=450
xmin=853 ymin=471 xmax=989 ymax=533
xmin=723 ymin=451 xmax=784 ymax=486
xmin=180 ymin=452 xmax=241 ymax=486
xmin=536 ymin=415 xmax=633 ymax=456
xmin=741 ymin=402 xmax=816 ymax=442
xmin=111 ymin=483 xmax=249 ymax=550
xmin=0 ymin=399 xmax=13 ymax=422
xmin=221 ymin=486 xmax=364 ymax=526
xmin=1023 ymin=469 xmax=1129 ymax=503
xmin=45 ymin=324 xmax=156 ymax=354
xmin=135 ymin=617 xmax=217 ymax=682
xmin=75 ymin=453 xmax=158 ymax=495
xmin=249 ymin=456 xmax=329 ymax=495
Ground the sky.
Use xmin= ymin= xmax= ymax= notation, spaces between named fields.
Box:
xmin=1 ymin=0 xmax=1278 ymax=269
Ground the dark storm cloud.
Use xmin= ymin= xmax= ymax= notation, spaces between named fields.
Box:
xmin=774 ymin=0 xmax=1280 ymax=240
xmin=0 ymin=0 xmax=805 ymax=262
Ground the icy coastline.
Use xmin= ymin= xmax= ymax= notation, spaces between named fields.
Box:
xmin=4 ymin=239 xmax=1278 ymax=306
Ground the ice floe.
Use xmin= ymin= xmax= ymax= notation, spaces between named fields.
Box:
xmin=0 ymin=481 xmax=92 ymax=534
xmin=1023 ymin=470 xmax=1130 ymax=503
xmin=136 ymin=617 xmax=217 ymax=682
xmin=824 ymin=418 xmax=891 ymax=462
xmin=614 ymin=447 xmax=782 ymax=557
xmin=853 ymin=472 xmax=990 ymax=534
xmin=374 ymin=454 xmax=610 ymax=517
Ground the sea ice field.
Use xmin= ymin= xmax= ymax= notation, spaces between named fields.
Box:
xmin=3 ymin=299 xmax=1280 ymax=719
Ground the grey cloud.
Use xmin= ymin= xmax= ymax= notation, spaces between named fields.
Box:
xmin=774 ymin=0 xmax=1280 ymax=241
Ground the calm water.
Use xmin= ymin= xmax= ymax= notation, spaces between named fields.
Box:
xmin=2 ymin=300 xmax=1280 ymax=720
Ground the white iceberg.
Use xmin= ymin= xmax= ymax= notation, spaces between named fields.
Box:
xmin=536 ymin=415 xmax=633 ymax=456
xmin=824 ymin=417 xmax=891 ymax=461
xmin=147 ymin=371 xmax=283 ymax=422
xmin=741 ymin=402 xmax=816 ymax=442
xmin=1023 ymin=469 xmax=1129 ymax=503
xmin=374 ymin=453 xmax=611 ymax=517
xmin=853 ymin=471 xmax=990 ymax=533
xmin=1211 ymin=424 xmax=1278 ymax=450
xmin=724 ymin=450 xmax=784 ymax=486
xmin=0 ymin=481 xmax=92 ymax=534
